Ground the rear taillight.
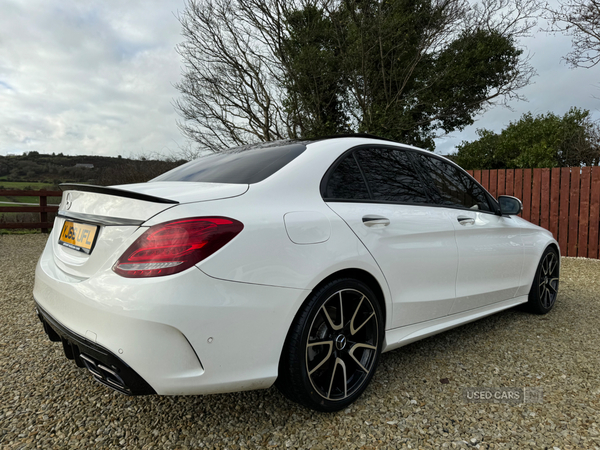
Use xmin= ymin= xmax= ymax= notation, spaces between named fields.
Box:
xmin=113 ymin=217 xmax=243 ymax=278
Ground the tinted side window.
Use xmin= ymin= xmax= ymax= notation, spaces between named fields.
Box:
xmin=415 ymin=154 xmax=491 ymax=211
xmin=325 ymin=154 xmax=370 ymax=200
xmin=355 ymin=148 xmax=429 ymax=204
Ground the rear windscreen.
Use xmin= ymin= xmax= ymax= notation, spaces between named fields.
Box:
xmin=152 ymin=142 xmax=307 ymax=184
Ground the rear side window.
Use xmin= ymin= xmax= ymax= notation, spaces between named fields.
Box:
xmin=152 ymin=142 xmax=306 ymax=184
xmin=415 ymin=154 xmax=491 ymax=211
xmin=354 ymin=148 xmax=430 ymax=204
xmin=325 ymin=154 xmax=371 ymax=200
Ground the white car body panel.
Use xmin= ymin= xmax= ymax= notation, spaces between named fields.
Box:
xmin=449 ymin=209 xmax=524 ymax=313
xmin=145 ymin=191 xmax=393 ymax=327
xmin=112 ymin=181 xmax=249 ymax=204
xmin=33 ymin=137 xmax=559 ymax=398
xmin=515 ymin=217 xmax=558 ymax=297
xmin=283 ymin=211 xmax=331 ymax=244
xmin=327 ymin=202 xmax=459 ymax=327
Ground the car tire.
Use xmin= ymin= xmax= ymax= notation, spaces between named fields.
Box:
xmin=276 ymin=278 xmax=384 ymax=412
xmin=526 ymin=246 xmax=560 ymax=315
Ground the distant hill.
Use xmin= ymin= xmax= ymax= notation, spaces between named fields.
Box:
xmin=0 ymin=152 xmax=187 ymax=187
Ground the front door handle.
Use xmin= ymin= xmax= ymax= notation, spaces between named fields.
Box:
xmin=362 ymin=215 xmax=390 ymax=227
xmin=457 ymin=216 xmax=475 ymax=226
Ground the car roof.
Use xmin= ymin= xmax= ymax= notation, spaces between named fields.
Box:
xmin=308 ymin=133 xmax=395 ymax=144
xmin=302 ymin=135 xmax=435 ymax=158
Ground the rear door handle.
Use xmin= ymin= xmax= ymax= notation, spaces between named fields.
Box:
xmin=362 ymin=215 xmax=390 ymax=227
xmin=457 ymin=216 xmax=475 ymax=226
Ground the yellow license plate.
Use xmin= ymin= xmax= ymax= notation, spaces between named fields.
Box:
xmin=58 ymin=221 xmax=98 ymax=254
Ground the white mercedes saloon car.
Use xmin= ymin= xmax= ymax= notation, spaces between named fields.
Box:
xmin=34 ymin=135 xmax=560 ymax=411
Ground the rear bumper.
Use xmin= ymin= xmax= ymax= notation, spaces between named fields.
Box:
xmin=33 ymin=245 xmax=309 ymax=396
xmin=35 ymin=302 xmax=155 ymax=395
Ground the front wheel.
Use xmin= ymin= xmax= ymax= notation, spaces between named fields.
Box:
xmin=526 ymin=247 xmax=560 ymax=314
xmin=276 ymin=278 xmax=384 ymax=412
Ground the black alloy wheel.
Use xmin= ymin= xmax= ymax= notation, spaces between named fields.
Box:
xmin=276 ymin=278 xmax=383 ymax=411
xmin=527 ymin=247 xmax=560 ymax=314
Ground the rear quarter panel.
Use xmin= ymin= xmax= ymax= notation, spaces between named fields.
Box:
xmin=142 ymin=140 xmax=394 ymax=329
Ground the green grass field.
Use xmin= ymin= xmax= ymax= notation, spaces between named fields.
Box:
xmin=0 ymin=181 xmax=62 ymax=205
xmin=0 ymin=181 xmax=57 ymax=190
xmin=0 ymin=195 xmax=62 ymax=204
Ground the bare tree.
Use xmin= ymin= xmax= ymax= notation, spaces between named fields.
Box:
xmin=174 ymin=0 xmax=293 ymax=152
xmin=544 ymin=0 xmax=600 ymax=68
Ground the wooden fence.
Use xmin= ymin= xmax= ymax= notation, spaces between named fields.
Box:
xmin=1 ymin=171 xmax=599 ymax=259
xmin=467 ymin=167 xmax=600 ymax=260
xmin=0 ymin=190 xmax=62 ymax=233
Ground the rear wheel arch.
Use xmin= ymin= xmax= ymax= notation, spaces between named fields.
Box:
xmin=308 ymin=268 xmax=387 ymax=325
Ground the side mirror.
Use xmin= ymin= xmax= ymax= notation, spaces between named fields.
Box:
xmin=498 ymin=195 xmax=522 ymax=215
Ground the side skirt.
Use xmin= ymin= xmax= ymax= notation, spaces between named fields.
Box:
xmin=382 ymin=295 xmax=528 ymax=353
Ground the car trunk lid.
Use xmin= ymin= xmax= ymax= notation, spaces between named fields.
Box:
xmin=51 ymin=182 xmax=248 ymax=278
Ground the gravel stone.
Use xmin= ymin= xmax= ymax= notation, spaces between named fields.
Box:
xmin=1 ymin=234 xmax=600 ymax=449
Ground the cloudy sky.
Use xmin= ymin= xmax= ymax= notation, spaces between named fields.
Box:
xmin=1 ymin=0 xmax=598 ymax=158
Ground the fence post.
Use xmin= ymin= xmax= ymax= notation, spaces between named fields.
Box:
xmin=559 ymin=167 xmax=571 ymax=256
xmin=40 ymin=193 xmax=48 ymax=233
xmin=550 ymin=168 xmax=561 ymax=241
xmin=523 ymin=169 xmax=532 ymax=222
xmin=589 ymin=167 xmax=600 ymax=259
xmin=579 ymin=167 xmax=591 ymax=258
xmin=568 ymin=168 xmax=580 ymax=256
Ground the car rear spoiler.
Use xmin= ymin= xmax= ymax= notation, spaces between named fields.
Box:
xmin=59 ymin=183 xmax=179 ymax=204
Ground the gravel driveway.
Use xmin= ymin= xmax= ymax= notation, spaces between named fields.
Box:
xmin=1 ymin=234 xmax=600 ymax=449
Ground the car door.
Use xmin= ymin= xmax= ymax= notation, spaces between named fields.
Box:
xmin=323 ymin=146 xmax=459 ymax=328
xmin=412 ymin=153 xmax=524 ymax=313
